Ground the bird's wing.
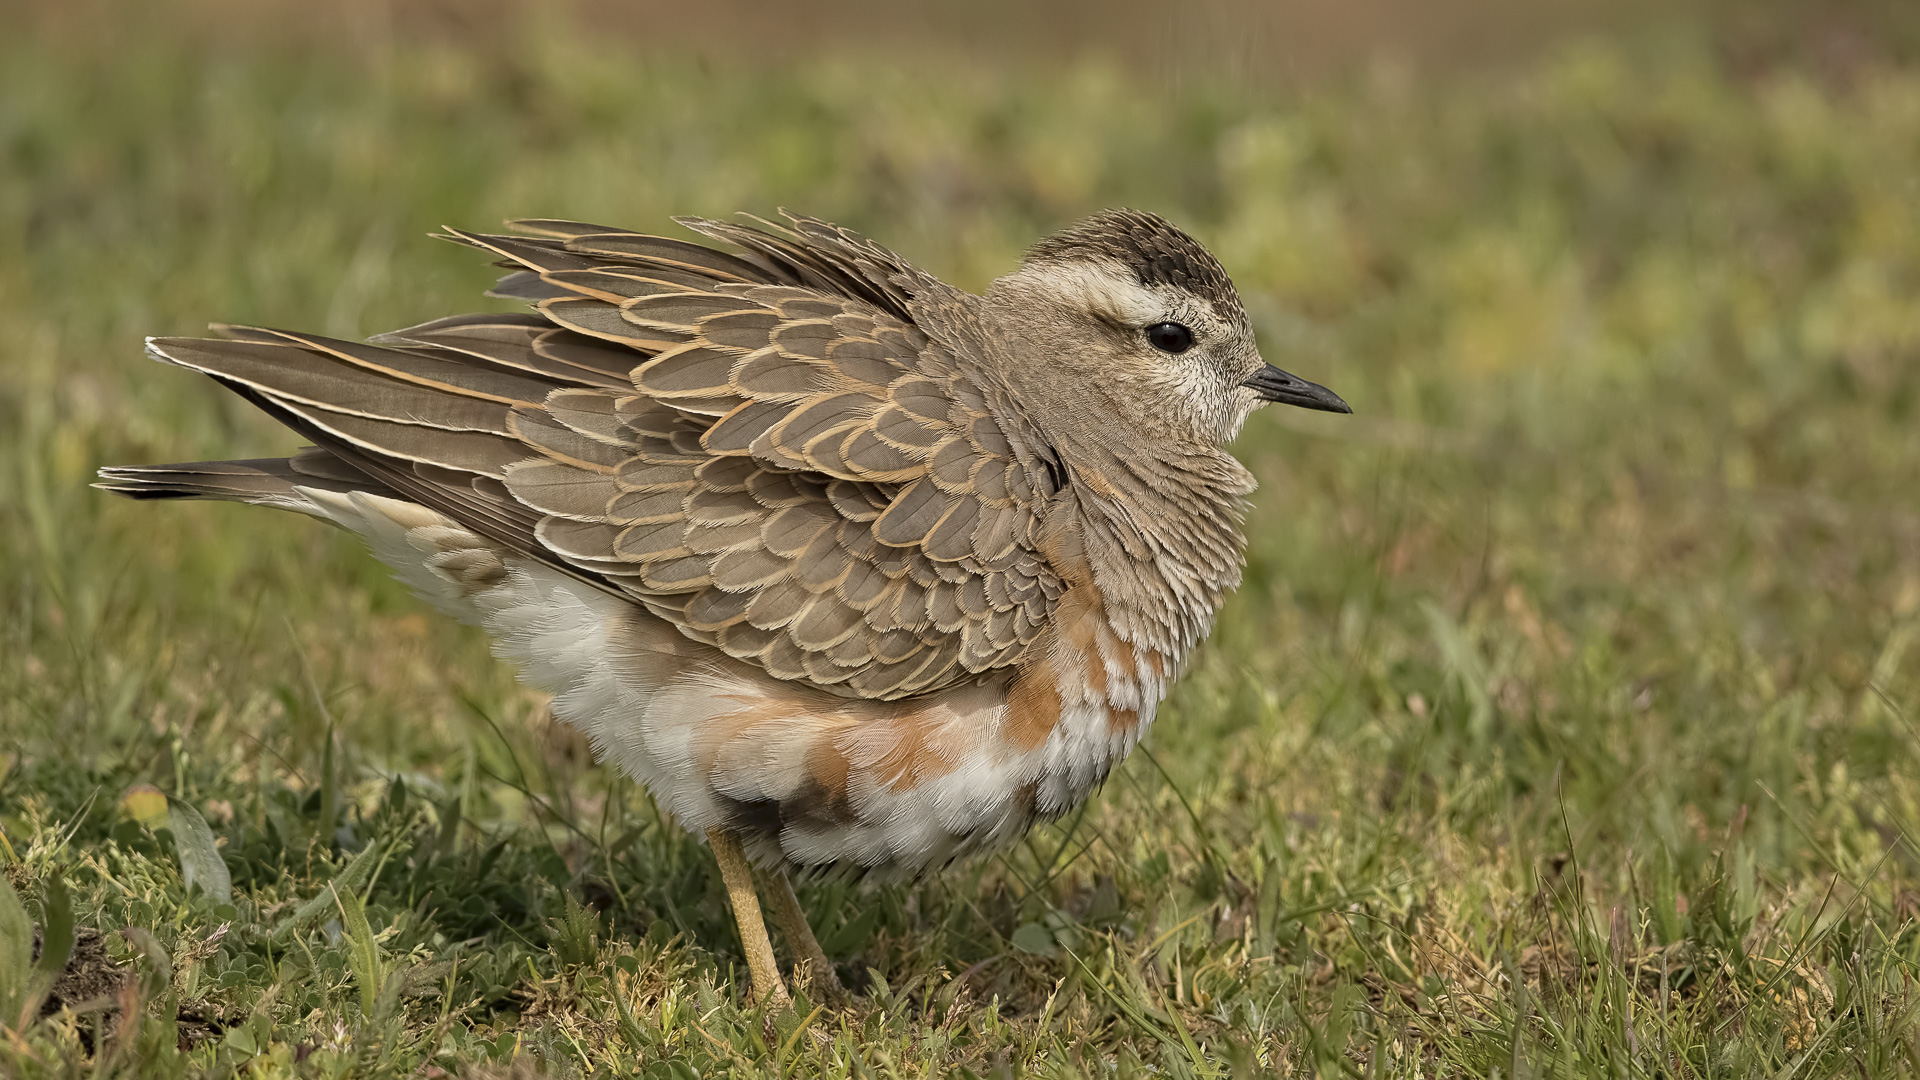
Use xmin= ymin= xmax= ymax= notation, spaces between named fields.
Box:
xmin=142 ymin=217 xmax=1065 ymax=700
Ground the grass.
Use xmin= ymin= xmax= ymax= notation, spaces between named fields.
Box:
xmin=5 ymin=10 xmax=1920 ymax=1076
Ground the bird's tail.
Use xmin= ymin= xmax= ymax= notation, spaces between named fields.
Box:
xmin=96 ymin=448 xmax=376 ymax=509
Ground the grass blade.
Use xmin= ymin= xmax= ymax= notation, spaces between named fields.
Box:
xmin=33 ymin=876 xmax=72 ymax=987
xmin=0 ymin=875 xmax=31 ymax=1028
xmin=272 ymin=839 xmax=384 ymax=944
xmin=166 ymin=796 xmax=232 ymax=904
xmin=331 ymin=884 xmax=385 ymax=1019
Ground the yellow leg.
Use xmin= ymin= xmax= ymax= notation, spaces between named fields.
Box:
xmin=706 ymin=829 xmax=790 ymax=1008
xmin=765 ymin=866 xmax=846 ymax=1001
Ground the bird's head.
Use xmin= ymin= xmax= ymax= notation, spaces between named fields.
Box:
xmin=982 ymin=209 xmax=1348 ymax=450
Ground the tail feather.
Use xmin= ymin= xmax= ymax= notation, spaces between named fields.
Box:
xmin=96 ymin=450 xmax=380 ymax=506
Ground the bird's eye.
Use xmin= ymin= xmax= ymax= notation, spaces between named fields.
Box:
xmin=1146 ymin=322 xmax=1195 ymax=354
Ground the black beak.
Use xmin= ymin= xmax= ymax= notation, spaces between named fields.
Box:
xmin=1242 ymin=364 xmax=1351 ymax=414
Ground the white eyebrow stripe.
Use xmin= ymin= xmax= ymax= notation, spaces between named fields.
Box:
xmin=1021 ymin=261 xmax=1170 ymax=325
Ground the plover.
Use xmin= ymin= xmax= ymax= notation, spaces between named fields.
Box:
xmin=98 ymin=210 xmax=1349 ymax=1005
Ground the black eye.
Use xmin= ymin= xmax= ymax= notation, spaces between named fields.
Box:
xmin=1146 ymin=322 xmax=1194 ymax=354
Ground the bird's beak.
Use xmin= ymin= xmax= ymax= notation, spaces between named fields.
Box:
xmin=1242 ymin=364 xmax=1351 ymax=414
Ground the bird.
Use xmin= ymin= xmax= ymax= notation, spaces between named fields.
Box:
xmin=97 ymin=208 xmax=1349 ymax=1006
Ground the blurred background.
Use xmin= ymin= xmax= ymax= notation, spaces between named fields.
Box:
xmin=6 ymin=0 xmax=1920 ymax=1071
xmin=20 ymin=0 xmax=1920 ymax=76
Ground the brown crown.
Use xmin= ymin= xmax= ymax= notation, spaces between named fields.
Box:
xmin=1025 ymin=209 xmax=1243 ymax=318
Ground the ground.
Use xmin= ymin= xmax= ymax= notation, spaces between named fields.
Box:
xmin=4 ymin=7 xmax=1920 ymax=1077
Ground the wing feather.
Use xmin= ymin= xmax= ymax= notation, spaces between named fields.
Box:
xmin=116 ymin=214 xmax=1065 ymax=700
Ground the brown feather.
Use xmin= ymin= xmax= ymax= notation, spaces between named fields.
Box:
xmin=108 ymin=212 xmax=1074 ymax=702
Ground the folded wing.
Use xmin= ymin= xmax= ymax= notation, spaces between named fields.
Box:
xmin=119 ymin=215 xmax=1065 ymax=700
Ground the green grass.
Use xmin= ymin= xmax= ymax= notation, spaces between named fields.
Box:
xmin=6 ymin=12 xmax=1920 ymax=1077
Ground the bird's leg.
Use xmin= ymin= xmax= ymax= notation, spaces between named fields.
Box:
xmin=706 ymin=828 xmax=790 ymax=1008
xmin=764 ymin=865 xmax=846 ymax=1001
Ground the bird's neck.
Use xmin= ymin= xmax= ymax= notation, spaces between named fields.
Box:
xmin=1048 ymin=427 xmax=1256 ymax=665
